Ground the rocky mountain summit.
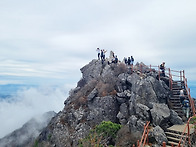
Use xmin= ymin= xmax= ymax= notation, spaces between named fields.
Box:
xmin=34 ymin=59 xmax=185 ymax=147
xmin=0 ymin=111 xmax=56 ymax=147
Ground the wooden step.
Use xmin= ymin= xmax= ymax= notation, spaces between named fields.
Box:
xmin=169 ymin=102 xmax=181 ymax=105
xmin=165 ymin=132 xmax=186 ymax=139
xmin=167 ymin=136 xmax=180 ymax=143
xmin=171 ymin=106 xmax=183 ymax=110
xmin=168 ymin=141 xmax=180 ymax=146
xmin=171 ymin=95 xmax=188 ymax=98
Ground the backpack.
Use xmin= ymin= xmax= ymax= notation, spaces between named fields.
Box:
xmin=183 ymin=100 xmax=189 ymax=107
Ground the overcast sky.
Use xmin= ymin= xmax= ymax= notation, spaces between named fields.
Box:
xmin=0 ymin=0 xmax=196 ymax=85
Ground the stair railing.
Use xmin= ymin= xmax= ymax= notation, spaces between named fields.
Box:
xmin=177 ymin=116 xmax=194 ymax=147
xmin=182 ymin=70 xmax=196 ymax=116
xmin=138 ymin=121 xmax=150 ymax=147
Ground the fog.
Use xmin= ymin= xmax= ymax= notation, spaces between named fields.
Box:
xmin=0 ymin=84 xmax=72 ymax=138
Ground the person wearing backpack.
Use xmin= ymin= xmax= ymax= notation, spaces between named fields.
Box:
xmin=114 ymin=56 xmax=118 ymax=63
xmin=182 ymin=99 xmax=190 ymax=118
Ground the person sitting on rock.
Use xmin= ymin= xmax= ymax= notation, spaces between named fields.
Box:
xmin=124 ymin=57 xmax=127 ymax=65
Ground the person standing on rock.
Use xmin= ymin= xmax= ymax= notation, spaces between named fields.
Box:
xmin=103 ymin=49 xmax=107 ymax=60
xmin=101 ymin=49 xmax=107 ymax=64
xmin=124 ymin=57 xmax=127 ymax=65
xmin=131 ymin=56 xmax=134 ymax=65
xmin=160 ymin=62 xmax=165 ymax=77
xmin=101 ymin=49 xmax=104 ymax=60
xmin=115 ymin=55 xmax=118 ymax=63
xmin=96 ymin=48 xmax=100 ymax=60
xmin=127 ymin=57 xmax=131 ymax=65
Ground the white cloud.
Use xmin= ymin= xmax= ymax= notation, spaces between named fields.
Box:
xmin=0 ymin=0 xmax=195 ymax=82
xmin=0 ymin=84 xmax=73 ymax=138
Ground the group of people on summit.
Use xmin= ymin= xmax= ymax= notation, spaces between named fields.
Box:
xmin=96 ymin=48 xmax=134 ymax=65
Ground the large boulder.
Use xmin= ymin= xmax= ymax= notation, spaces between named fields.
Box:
xmin=151 ymin=126 xmax=168 ymax=145
xmin=87 ymin=96 xmax=118 ymax=123
xmin=150 ymin=103 xmax=170 ymax=127
xmin=116 ymin=125 xmax=141 ymax=147
xmin=135 ymin=103 xmax=150 ymax=121
xmin=170 ymin=110 xmax=183 ymax=125
xmin=80 ymin=59 xmax=103 ymax=84
xmin=128 ymin=115 xmax=146 ymax=132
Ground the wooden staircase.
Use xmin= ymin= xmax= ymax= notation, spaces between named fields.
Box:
xmin=165 ymin=128 xmax=185 ymax=147
xmin=169 ymin=81 xmax=187 ymax=118
xmin=165 ymin=79 xmax=194 ymax=147
xmin=165 ymin=123 xmax=195 ymax=147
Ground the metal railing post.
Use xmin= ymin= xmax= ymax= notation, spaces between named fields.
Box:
xmin=150 ymin=64 xmax=152 ymax=72
xmin=140 ymin=64 xmax=142 ymax=73
xmin=137 ymin=140 xmax=139 ymax=147
xmin=168 ymin=68 xmax=172 ymax=90
xmin=158 ymin=65 xmax=160 ymax=80
xmin=188 ymin=121 xmax=190 ymax=144
xmin=183 ymin=70 xmax=185 ymax=81
xmin=162 ymin=141 xmax=166 ymax=147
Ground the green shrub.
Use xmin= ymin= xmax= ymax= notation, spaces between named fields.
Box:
xmin=190 ymin=116 xmax=196 ymax=129
xmin=33 ymin=140 xmax=39 ymax=147
xmin=94 ymin=121 xmax=121 ymax=139
xmin=79 ymin=121 xmax=121 ymax=147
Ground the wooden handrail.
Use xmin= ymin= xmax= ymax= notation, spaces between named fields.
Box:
xmin=183 ymin=73 xmax=196 ymax=116
xmin=177 ymin=116 xmax=194 ymax=147
xmin=138 ymin=121 xmax=150 ymax=147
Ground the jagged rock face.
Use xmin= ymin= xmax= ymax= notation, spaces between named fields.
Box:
xmin=0 ymin=111 xmax=56 ymax=147
xmin=150 ymin=103 xmax=170 ymax=127
xmin=150 ymin=126 xmax=168 ymax=145
xmin=36 ymin=60 xmax=177 ymax=147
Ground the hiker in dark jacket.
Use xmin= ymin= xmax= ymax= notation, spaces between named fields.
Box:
xmin=115 ymin=56 xmax=118 ymax=63
xmin=182 ymin=99 xmax=190 ymax=118
xmin=160 ymin=62 xmax=165 ymax=77
xmin=131 ymin=56 xmax=134 ymax=65
xmin=127 ymin=57 xmax=131 ymax=65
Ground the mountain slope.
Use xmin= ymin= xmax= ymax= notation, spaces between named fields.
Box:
xmin=35 ymin=59 xmax=184 ymax=146
xmin=0 ymin=111 xmax=56 ymax=147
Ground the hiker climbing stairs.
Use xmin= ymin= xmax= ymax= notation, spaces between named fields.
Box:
xmin=169 ymin=81 xmax=187 ymax=118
